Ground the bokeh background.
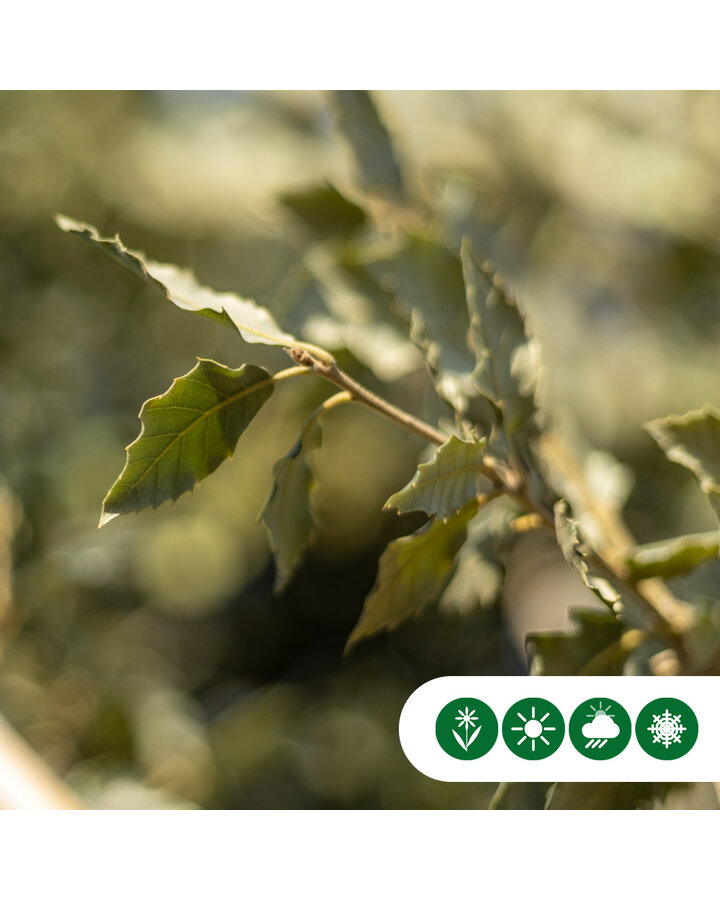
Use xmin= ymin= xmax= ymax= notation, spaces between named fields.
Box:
xmin=2 ymin=91 xmax=720 ymax=809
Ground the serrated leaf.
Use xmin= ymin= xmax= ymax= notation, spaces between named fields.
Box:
xmin=367 ymin=235 xmax=480 ymax=414
xmin=327 ymin=91 xmax=405 ymax=201
xmin=346 ymin=500 xmax=478 ymax=651
xmin=461 ymin=239 xmax=540 ymax=443
xmin=56 ymin=215 xmax=298 ymax=348
xmin=645 ymin=406 xmax=720 ymax=520
xmin=554 ymin=500 xmax=623 ymax=615
xmin=260 ymin=417 xmax=322 ymax=592
xmin=626 ymin=530 xmax=720 ymax=580
xmin=100 ymin=359 xmax=275 ymax=526
xmin=385 ymin=435 xmax=492 ymax=519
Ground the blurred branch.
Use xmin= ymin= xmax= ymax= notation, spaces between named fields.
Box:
xmin=0 ymin=714 xmax=85 ymax=809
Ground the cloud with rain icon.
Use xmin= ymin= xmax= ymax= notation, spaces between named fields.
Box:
xmin=582 ymin=703 xmax=620 ymax=749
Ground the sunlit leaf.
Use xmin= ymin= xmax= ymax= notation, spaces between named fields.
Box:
xmin=100 ymin=359 xmax=275 ymax=526
xmin=56 ymin=215 xmax=298 ymax=348
xmin=626 ymin=530 xmax=720 ymax=580
xmin=645 ymin=406 xmax=720 ymax=521
xmin=345 ymin=500 xmax=477 ymax=651
xmin=554 ymin=500 xmax=623 ymax=615
xmin=385 ymin=436 xmax=492 ymax=519
xmin=261 ymin=418 xmax=322 ymax=592
xmin=327 ymin=91 xmax=405 ymax=201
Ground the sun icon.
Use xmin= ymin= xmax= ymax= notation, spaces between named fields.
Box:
xmin=509 ymin=704 xmax=557 ymax=752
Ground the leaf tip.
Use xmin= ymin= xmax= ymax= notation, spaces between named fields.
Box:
xmin=55 ymin=213 xmax=81 ymax=233
xmin=98 ymin=509 xmax=119 ymax=529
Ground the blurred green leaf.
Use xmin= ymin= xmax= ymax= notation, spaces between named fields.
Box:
xmin=327 ymin=91 xmax=405 ymax=201
xmin=554 ymin=500 xmax=623 ymax=615
xmin=56 ymin=215 xmax=298 ymax=348
xmin=261 ymin=417 xmax=322 ymax=592
xmin=526 ymin=607 xmax=626 ymax=676
xmin=280 ymin=183 xmax=367 ymax=240
xmin=367 ymin=234 xmax=491 ymax=419
xmin=545 ymin=782 xmax=663 ymax=810
xmin=100 ymin=359 xmax=275 ymax=526
xmin=385 ymin=436 xmax=492 ymax=520
xmin=645 ymin=406 xmax=720 ymax=521
xmin=461 ymin=239 xmax=540 ymax=448
xmin=346 ymin=500 xmax=478 ymax=651
xmin=626 ymin=530 xmax=720 ymax=580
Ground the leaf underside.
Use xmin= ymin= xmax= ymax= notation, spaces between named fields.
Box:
xmin=345 ymin=500 xmax=478 ymax=651
xmin=645 ymin=406 xmax=720 ymax=521
xmin=461 ymin=239 xmax=540 ymax=448
xmin=327 ymin=91 xmax=405 ymax=201
xmin=554 ymin=500 xmax=623 ymax=615
xmin=100 ymin=359 xmax=274 ymax=526
xmin=385 ymin=435 xmax=491 ymax=519
xmin=56 ymin=215 xmax=297 ymax=348
xmin=261 ymin=418 xmax=322 ymax=591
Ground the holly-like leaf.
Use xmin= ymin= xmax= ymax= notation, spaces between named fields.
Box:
xmin=645 ymin=406 xmax=720 ymax=520
xmin=461 ymin=239 xmax=540 ymax=443
xmin=100 ymin=359 xmax=275 ymax=526
xmin=56 ymin=215 xmax=298 ymax=348
xmin=327 ymin=91 xmax=405 ymax=201
xmin=554 ymin=500 xmax=623 ymax=616
xmin=625 ymin=530 xmax=720 ymax=580
xmin=385 ymin=436 xmax=492 ymax=520
xmin=367 ymin=235 xmax=482 ymax=416
xmin=345 ymin=500 xmax=478 ymax=651
xmin=261 ymin=418 xmax=322 ymax=592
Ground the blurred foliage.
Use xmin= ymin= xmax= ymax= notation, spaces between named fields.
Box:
xmin=2 ymin=91 xmax=720 ymax=809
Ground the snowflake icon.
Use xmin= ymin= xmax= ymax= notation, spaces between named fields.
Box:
xmin=648 ymin=708 xmax=686 ymax=749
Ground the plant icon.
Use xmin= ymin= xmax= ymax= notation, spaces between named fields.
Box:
xmin=435 ymin=697 xmax=498 ymax=760
xmin=453 ymin=706 xmax=481 ymax=751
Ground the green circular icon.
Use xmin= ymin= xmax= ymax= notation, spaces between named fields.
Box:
xmin=569 ymin=697 xmax=631 ymax=760
xmin=635 ymin=697 xmax=698 ymax=760
xmin=502 ymin=698 xmax=565 ymax=759
xmin=435 ymin=697 xmax=498 ymax=760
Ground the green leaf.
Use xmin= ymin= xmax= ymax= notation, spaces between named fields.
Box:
xmin=526 ymin=608 xmax=626 ymax=676
xmin=553 ymin=500 xmax=623 ymax=615
xmin=260 ymin=417 xmax=322 ymax=592
xmin=56 ymin=215 xmax=298 ymax=348
xmin=461 ymin=239 xmax=540 ymax=443
xmin=327 ymin=91 xmax=405 ymax=201
xmin=645 ymin=406 xmax=720 ymax=520
xmin=385 ymin=436 xmax=492 ymax=519
xmin=100 ymin=359 xmax=275 ymax=526
xmin=545 ymin=782 xmax=665 ymax=810
xmin=300 ymin=245 xmax=421 ymax=381
xmin=367 ymin=235 xmax=481 ymax=416
xmin=345 ymin=500 xmax=478 ymax=651
xmin=626 ymin=530 xmax=720 ymax=580
xmin=280 ymin=183 xmax=367 ymax=240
